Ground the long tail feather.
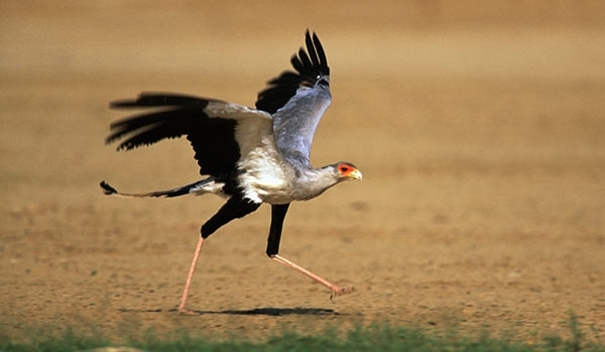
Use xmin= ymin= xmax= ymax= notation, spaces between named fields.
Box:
xmin=99 ymin=179 xmax=217 ymax=198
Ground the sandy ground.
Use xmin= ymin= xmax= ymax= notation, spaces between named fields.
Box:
xmin=1 ymin=0 xmax=604 ymax=344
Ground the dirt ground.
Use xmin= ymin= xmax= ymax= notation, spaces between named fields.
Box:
xmin=1 ymin=0 xmax=604 ymax=344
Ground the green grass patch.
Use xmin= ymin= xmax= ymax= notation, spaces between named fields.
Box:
xmin=2 ymin=314 xmax=603 ymax=352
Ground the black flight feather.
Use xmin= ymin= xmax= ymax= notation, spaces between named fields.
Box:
xmin=255 ymin=30 xmax=330 ymax=114
xmin=105 ymin=93 xmax=240 ymax=177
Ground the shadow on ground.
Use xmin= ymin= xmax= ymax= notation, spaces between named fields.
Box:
xmin=118 ymin=307 xmax=339 ymax=316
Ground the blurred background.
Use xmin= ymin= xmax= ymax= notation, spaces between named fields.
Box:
xmin=1 ymin=0 xmax=604 ymax=341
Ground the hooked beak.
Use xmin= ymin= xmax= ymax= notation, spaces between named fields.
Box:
xmin=348 ymin=169 xmax=363 ymax=181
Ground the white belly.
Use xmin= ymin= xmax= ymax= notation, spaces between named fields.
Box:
xmin=237 ymin=149 xmax=293 ymax=204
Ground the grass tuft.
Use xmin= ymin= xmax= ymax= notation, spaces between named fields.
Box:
xmin=0 ymin=326 xmax=110 ymax=352
xmin=1 ymin=313 xmax=603 ymax=352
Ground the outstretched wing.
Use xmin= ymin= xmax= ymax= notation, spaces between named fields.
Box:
xmin=255 ymin=30 xmax=331 ymax=164
xmin=107 ymin=92 xmax=272 ymax=177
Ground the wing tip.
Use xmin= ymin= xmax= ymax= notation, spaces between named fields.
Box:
xmin=254 ymin=30 xmax=330 ymax=113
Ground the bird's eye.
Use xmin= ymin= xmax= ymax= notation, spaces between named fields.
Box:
xmin=340 ymin=166 xmax=349 ymax=173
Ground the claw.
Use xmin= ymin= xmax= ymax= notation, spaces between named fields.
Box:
xmin=330 ymin=286 xmax=355 ymax=301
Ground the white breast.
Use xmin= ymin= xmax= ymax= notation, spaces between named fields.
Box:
xmin=237 ymin=144 xmax=294 ymax=204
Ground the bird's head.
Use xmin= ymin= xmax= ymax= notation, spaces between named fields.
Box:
xmin=334 ymin=162 xmax=362 ymax=181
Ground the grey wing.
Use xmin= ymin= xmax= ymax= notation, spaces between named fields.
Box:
xmin=255 ymin=30 xmax=331 ymax=163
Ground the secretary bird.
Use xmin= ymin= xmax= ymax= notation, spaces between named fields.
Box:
xmin=101 ymin=31 xmax=362 ymax=314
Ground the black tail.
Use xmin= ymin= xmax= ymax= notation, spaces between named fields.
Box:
xmin=100 ymin=181 xmax=119 ymax=195
xmin=99 ymin=180 xmax=211 ymax=198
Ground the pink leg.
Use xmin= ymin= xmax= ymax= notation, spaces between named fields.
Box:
xmin=271 ymin=254 xmax=354 ymax=299
xmin=178 ymin=237 xmax=204 ymax=314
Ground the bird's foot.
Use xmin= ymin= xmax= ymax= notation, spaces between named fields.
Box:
xmin=330 ymin=286 xmax=355 ymax=301
xmin=177 ymin=306 xmax=200 ymax=316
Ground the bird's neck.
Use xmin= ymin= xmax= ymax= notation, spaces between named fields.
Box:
xmin=291 ymin=165 xmax=340 ymax=200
